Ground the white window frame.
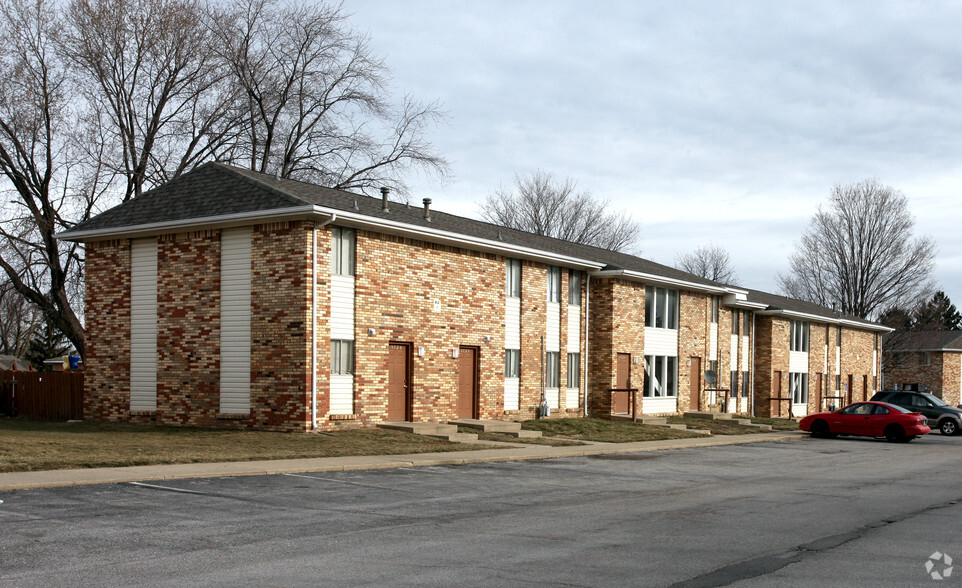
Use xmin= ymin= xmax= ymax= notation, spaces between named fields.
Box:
xmin=791 ymin=372 xmax=809 ymax=404
xmin=547 ymin=266 xmax=561 ymax=303
xmin=506 ymin=258 xmax=521 ymax=298
xmin=568 ymin=269 xmax=582 ymax=305
xmin=505 ymin=349 xmax=520 ymax=378
xmin=791 ymin=320 xmax=810 ymax=352
xmin=645 ymin=286 xmax=678 ymax=330
xmin=545 ymin=351 xmax=560 ymax=388
xmin=644 ymin=355 xmax=677 ymax=398
xmin=567 ymin=352 xmax=580 ymax=388
xmin=331 ymin=227 xmax=355 ymax=276
xmin=331 ymin=340 xmax=354 ymax=375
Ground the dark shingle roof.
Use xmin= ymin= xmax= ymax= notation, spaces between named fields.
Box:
xmin=883 ymin=330 xmax=962 ymax=351
xmin=61 ymin=162 xmax=887 ymax=330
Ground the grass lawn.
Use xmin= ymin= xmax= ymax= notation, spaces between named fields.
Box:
xmin=739 ymin=416 xmax=801 ymax=431
xmin=521 ymin=418 xmax=704 ymax=443
xmin=0 ymin=418 xmax=497 ymax=473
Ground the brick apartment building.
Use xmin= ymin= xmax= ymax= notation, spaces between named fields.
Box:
xmin=882 ymin=331 xmax=962 ymax=406
xmin=59 ymin=163 xmax=889 ymax=431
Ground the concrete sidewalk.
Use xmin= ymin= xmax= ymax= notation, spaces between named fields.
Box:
xmin=0 ymin=431 xmax=803 ymax=491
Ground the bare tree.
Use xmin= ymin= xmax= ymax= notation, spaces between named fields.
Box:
xmin=0 ymin=0 xmax=449 ymax=358
xmin=778 ymin=179 xmax=935 ymax=320
xmin=63 ymin=0 xmax=237 ymax=201
xmin=479 ymin=170 xmax=641 ymax=253
xmin=676 ymin=243 xmax=739 ymax=285
xmin=0 ymin=279 xmax=42 ymax=356
xmin=0 ymin=0 xmax=89 ymax=357
xmin=209 ymin=0 xmax=448 ymax=196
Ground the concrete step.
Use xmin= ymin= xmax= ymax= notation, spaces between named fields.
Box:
xmin=449 ymin=419 xmax=522 ymax=433
xmin=609 ymin=415 xmax=668 ymax=426
xmin=685 ymin=411 xmax=734 ymax=420
xmin=377 ymin=422 xmax=479 ymax=442
xmin=505 ymin=430 xmax=543 ymax=438
xmin=429 ymin=432 xmax=480 ymax=442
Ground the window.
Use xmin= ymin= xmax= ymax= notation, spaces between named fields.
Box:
xmin=835 ymin=374 xmax=841 ymax=391
xmin=919 ymin=352 xmax=930 ymax=366
xmin=645 ymin=286 xmax=678 ymax=329
xmin=567 ymin=353 xmax=580 ymax=388
xmin=568 ymin=270 xmax=582 ymax=305
xmin=790 ymin=372 xmax=809 ymax=404
xmin=330 ymin=340 xmax=354 ymax=374
xmin=732 ymin=310 xmax=739 ymax=334
xmin=790 ymin=320 xmax=809 ymax=352
xmin=505 ymin=349 xmax=520 ymax=378
xmin=545 ymin=352 xmax=560 ymax=387
xmin=506 ymin=259 xmax=521 ymax=298
xmin=825 ymin=325 xmax=830 ymax=345
xmin=331 ymin=227 xmax=355 ymax=276
xmin=644 ymin=355 xmax=677 ymax=397
xmin=708 ymin=360 xmax=718 ymax=383
xmin=836 ymin=326 xmax=842 ymax=347
xmin=711 ymin=297 xmax=719 ymax=324
xmin=547 ymin=266 xmax=561 ymax=302
xmin=742 ymin=370 xmax=750 ymax=397
xmin=730 ymin=370 xmax=737 ymax=397
xmin=743 ymin=311 xmax=751 ymax=336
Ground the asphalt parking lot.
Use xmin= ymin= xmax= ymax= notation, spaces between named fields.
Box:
xmin=3 ymin=433 xmax=962 ymax=587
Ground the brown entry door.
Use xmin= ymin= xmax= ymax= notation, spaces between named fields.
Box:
xmin=815 ymin=373 xmax=823 ymax=411
xmin=689 ymin=357 xmax=701 ymax=411
xmin=613 ymin=353 xmax=631 ymax=413
xmin=773 ymin=370 xmax=782 ymax=417
xmin=387 ymin=343 xmax=410 ymax=421
xmin=458 ymin=347 xmax=478 ymax=419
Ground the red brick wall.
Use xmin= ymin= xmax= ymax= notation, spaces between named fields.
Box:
xmin=884 ymin=349 xmax=961 ymax=404
xmin=587 ymin=279 xmax=645 ymax=416
xmin=83 ymin=239 xmax=131 ymax=422
xmin=678 ymin=292 xmax=710 ymax=412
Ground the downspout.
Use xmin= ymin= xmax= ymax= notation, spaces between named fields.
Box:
xmin=311 ymin=214 xmax=337 ymax=430
xmin=583 ymin=273 xmax=590 ymax=416
xmin=750 ymin=311 xmax=756 ymax=417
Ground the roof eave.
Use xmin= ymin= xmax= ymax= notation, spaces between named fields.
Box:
xmin=757 ymin=308 xmax=892 ymax=332
xmin=591 ymin=269 xmax=732 ymax=294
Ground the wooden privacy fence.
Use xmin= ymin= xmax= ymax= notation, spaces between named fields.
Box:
xmin=0 ymin=370 xmax=84 ymax=421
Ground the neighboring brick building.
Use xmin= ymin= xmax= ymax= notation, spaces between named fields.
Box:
xmin=60 ymin=163 xmax=889 ymax=431
xmin=748 ymin=290 xmax=887 ymax=418
xmin=882 ymin=331 xmax=962 ymax=405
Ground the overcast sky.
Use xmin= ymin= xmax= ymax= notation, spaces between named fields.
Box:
xmin=347 ymin=0 xmax=962 ymax=306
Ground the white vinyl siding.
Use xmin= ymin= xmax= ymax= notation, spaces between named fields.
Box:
xmin=330 ymin=275 xmax=355 ymax=340
xmin=504 ymin=377 xmax=520 ymax=411
xmin=645 ymin=328 xmax=678 ymax=356
xmin=505 ymin=298 xmax=521 ymax=349
xmin=219 ymin=228 xmax=252 ymax=414
xmin=505 ymin=294 xmax=521 ymax=411
xmin=741 ymin=337 xmax=750 ymax=371
xmin=546 ymin=302 xmax=561 ymax=352
xmin=730 ymin=334 xmax=738 ymax=372
xmin=567 ymin=305 xmax=580 ymax=351
xmin=709 ymin=323 xmax=718 ymax=358
xmin=330 ymin=375 xmax=354 ymax=414
xmin=130 ymin=238 xmax=158 ymax=411
xmin=789 ymin=351 xmax=809 ymax=373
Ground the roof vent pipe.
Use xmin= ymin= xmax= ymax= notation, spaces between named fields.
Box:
xmin=423 ymin=198 xmax=432 ymax=221
xmin=380 ymin=187 xmax=390 ymax=212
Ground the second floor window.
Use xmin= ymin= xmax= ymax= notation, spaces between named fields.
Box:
xmin=645 ymin=286 xmax=678 ymax=329
xmin=568 ymin=269 xmax=582 ymax=305
xmin=506 ymin=259 xmax=521 ymax=298
xmin=547 ymin=266 xmax=561 ymax=302
xmin=791 ymin=320 xmax=809 ymax=352
xmin=331 ymin=227 xmax=355 ymax=276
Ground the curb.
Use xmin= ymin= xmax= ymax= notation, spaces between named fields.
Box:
xmin=0 ymin=432 xmax=803 ymax=492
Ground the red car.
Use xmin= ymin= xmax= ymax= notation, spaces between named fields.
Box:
xmin=799 ymin=401 xmax=930 ymax=442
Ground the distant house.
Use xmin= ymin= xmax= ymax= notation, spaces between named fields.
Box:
xmin=57 ymin=162 xmax=891 ymax=432
xmin=0 ymin=355 xmax=33 ymax=371
xmin=882 ymin=331 xmax=962 ymax=405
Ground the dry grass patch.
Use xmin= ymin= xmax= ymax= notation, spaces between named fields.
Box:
xmin=522 ymin=418 xmax=704 ymax=443
xmin=666 ymin=416 xmax=762 ymax=435
xmin=0 ymin=418 xmax=496 ymax=473
xmin=738 ymin=416 xmax=800 ymax=431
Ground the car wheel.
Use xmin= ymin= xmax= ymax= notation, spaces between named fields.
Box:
xmin=810 ymin=420 xmax=829 ymax=438
xmin=940 ymin=419 xmax=958 ymax=436
xmin=884 ymin=424 xmax=908 ymax=443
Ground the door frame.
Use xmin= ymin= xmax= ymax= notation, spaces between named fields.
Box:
xmin=689 ymin=356 xmax=701 ymax=411
xmin=388 ymin=341 xmax=413 ymax=422
xmin=459 ymin=345 xmax=480 ymax=419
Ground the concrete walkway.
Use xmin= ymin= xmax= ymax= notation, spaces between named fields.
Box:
xmin=0 ymin=431 xmax=804 ymax=491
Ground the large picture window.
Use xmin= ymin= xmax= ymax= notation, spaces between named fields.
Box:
xmin=644 ymin=355 xmax=677 ymax=397
xmin=790 ymin=320 xmax=809 ymax=352
xmin=331 ymin=227 xmax=355 ymax=276
xmin=711 ymin=296 xmax=719 ymax=324
xmin=331 ymin=340 xmax=354 ymax=375
xmin=645 ymin=286 xmax=678 ymax=329
xmin=506 ymin=259 xmax=521 ymax=298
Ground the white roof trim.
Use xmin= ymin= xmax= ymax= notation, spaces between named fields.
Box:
xmin=757 ymin=308 xmax=892 ymax=332
xmin=590 ymin=269 xmax=732 ymax=294
xmin=57 ymin=204 xmax=607 ymax=270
